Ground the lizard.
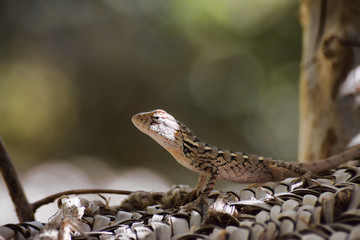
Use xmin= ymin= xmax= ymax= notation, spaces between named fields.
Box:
xmin=132 ymin=109 xmax=360 ymax=208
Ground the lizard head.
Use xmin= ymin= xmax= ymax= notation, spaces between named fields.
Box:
xmin=132 ymin=109 xmax=203 ymax=172
xmin=132 ymin=109 xmax=183 ymax=151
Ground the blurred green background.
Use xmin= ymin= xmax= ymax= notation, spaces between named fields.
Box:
xmin=0 ymin=0 xmax=301 ymax=186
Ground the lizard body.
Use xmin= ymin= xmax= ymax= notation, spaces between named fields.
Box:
xmin=132 ymin=109 xmax=360 ymax=206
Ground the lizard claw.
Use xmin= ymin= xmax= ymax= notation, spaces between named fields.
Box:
xmin=180 ymin=188 xmax=200 ymax=205
xmin=291 ymin=171 xmax=321 ymax=188
xmin=180 ymin=196 xmax=207 ymax=212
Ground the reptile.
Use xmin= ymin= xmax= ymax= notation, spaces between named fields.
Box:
xmin=132 ymin=109 xmax=360 ymax=207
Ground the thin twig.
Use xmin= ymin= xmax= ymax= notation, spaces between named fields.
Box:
xmin=31 ymin=189 xmax=134 ymax=212
xmin=0 ymin=137 xmax=34 ymax=221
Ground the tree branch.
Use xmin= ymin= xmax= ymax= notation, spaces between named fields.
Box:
xmin=0 ymin=137 xmax=34 ymax=222
xmin=31 ymin=189 xmax=134 ymax=212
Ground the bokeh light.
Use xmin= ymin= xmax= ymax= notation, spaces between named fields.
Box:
xmin=0 ymin=0 xmax=301 ymax=224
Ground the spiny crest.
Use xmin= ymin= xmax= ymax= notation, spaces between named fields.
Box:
xmin=178 ymin=121 xmax=199 ymax=142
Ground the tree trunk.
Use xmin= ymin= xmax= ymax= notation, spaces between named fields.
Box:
xmin=299 ymin=0 xmax=360 ymax=162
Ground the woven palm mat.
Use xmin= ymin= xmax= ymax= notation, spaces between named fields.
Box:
xmin=1 ymin=165 xmax=360 ymax=240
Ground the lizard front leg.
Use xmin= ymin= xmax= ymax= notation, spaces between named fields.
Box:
xmin=201 ymin=173 xmax=218 ymax=199
xmin=195 ymin=172 xmax=207 ymax=192
xmin=181 ymin=173 xmax=208 ymax=204
xmin=182 ymin=172 xmax=218 ymax=210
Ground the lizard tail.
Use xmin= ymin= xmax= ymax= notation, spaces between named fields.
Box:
xmin=302 ymin=145 xmax=360 ymax=173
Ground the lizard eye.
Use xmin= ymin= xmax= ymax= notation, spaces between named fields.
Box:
xmin=151 ymin=114 xmax=162 ymax=123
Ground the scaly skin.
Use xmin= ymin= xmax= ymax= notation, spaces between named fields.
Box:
xmin=132 ymin=109 xmax=360 ymax=207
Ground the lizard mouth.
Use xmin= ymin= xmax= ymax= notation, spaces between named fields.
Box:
xmin=131 ymin=114 xmax=147 ymax=134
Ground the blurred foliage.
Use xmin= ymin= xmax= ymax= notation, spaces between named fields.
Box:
xmin=0 ymin=0 xmax=301 ymax=184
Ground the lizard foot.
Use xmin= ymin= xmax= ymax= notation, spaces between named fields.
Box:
xmin=292 ymin=171 xmax=321 ymax=188
xmin=180 ymin=196 xmax=207 ymax=212
xmin=180 ymin=188 xmax=200 ymax=205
